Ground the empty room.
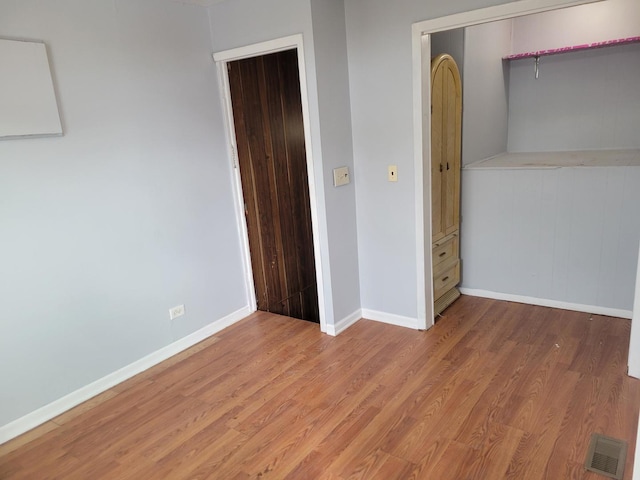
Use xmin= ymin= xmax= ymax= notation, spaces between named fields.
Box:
xmin=1 ymin=0 xmax=640 ymax=478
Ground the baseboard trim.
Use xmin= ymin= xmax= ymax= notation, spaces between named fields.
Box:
xmin=459 ymin=288 xmax=633 ymax=319
xmin=361 ymin=309 xmax=420 ymax=330
xmin=0 ymin=305 xmax=252 ymax=445
xmin=326 ymin=309 xmax=362 ymax=336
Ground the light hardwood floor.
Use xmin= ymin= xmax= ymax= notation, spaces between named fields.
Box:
xmin=1 ymin=295 xmax=639 ymax=479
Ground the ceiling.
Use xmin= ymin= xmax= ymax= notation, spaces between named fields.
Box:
xmin=170 ymin=0 xmax=228 ymax=5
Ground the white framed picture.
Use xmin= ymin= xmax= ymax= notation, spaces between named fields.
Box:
xmin=0 ymin=39 xmax=62 ymax=139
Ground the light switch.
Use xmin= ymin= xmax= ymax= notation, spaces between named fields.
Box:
xmin=333 ymin=166 xmax=350 ymax=187
xmin=388 ymin=165 xmax=398 ymax=182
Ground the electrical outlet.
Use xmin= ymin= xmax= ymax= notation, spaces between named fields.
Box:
xmin=169 ymin=304 xmax=185 ymax=320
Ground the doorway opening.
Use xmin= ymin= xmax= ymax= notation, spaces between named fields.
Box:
xmin=412 ymin=0 xmax=604 ymax=331
xmin=228 ymin=49 xmax=319 ymax=323
xmin=214 ymin=35 xmax=327 ymax=331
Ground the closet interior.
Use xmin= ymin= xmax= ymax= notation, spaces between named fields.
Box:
xmin=431 ymin=0 xmax=640 ymax=315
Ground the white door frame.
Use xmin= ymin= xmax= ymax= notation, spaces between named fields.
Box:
xmin=411 ymin=0 xmax=602 ymax=331
xmin=213 ymin=34 xmax=328 ymax=333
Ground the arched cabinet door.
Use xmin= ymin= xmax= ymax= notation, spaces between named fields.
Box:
xmin=430 ymin=54 xmax=462 ymax=315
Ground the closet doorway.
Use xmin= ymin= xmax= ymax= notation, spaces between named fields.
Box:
xmin=227 ymin=49 xmax=319 ymax=324
xmin=412 ymin=0 xmax=602 ymax=329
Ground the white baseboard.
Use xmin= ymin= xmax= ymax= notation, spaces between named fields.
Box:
xmin=459 ymin=288 xmax=633 ymax=319
xmin=361 ymin=309 xmax=420 ymax=330
xmin=0 ymin=305 xmax=252 ymax=445
xmin=326 ymin=309 xmax=362 ymax=336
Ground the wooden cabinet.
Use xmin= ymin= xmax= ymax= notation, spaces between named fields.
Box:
xmin=431 ymin=54 xmax=462 ymax=315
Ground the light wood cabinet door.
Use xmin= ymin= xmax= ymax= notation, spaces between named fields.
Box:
xmin=431 ymin=54 xmax=462 ymax=242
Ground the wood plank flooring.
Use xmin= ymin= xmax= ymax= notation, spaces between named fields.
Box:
xmin=1 ymin=295 xmax=639 ymax=479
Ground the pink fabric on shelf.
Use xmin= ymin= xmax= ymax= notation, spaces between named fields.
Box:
xmin=503 ymin=36 xmax=640 ymax=60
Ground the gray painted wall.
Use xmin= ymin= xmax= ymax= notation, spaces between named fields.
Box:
xmin=462 ymin=19 xmax=512 ymax=165
xmin=511 ymin=0 xmax=640 ymax=54
xmin=0 ymin=0 xmax=247 ymax=426
xmin=508 ymin=43 xmax=640 ymax=152
xmin=430 ymin=29 xmax=465 ymax=80
xmin=460 ymin=166 xmax=640 ymax=311
xmin=310 ymin=0 xmax=361 ymax=322
xmin=208 ymin=0 xmax=314 ymax=52
xmin=507 ymin=0 xmax=640 ymax=153
xmin=344 ymin=0 xmax=521 ymax=319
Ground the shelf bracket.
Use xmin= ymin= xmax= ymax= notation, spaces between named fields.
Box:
xmin=534 ymin=55 xmax=540 ymax=79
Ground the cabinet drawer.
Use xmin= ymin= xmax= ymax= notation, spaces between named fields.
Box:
xmin=432 ymin=233 xmax=458 ymax=268
xmin=433 ymin=260 xmax=460 ymax=301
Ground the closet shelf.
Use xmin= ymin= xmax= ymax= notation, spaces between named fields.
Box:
xmin=464 ymin=149 xmax=640 ymax=170
xmin=503 ymin=36 xmax=640 ymax=61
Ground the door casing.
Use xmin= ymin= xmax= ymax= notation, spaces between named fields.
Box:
xmin=214 ymin=35 xmax=328 ymax=333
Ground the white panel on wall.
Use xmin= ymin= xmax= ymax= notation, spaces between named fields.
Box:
xmin=565 ymin=168 xmax=606 ymax=304
xmin=629 ymin=240 xmax=640 ymax=379
xmin=460 ymin=165 xmax=640 ymax=312
xmin=0 ymin=39 xmax=62 ymax=138
xmin=459 ymin=169 xmax=514 ymax=292
xmin=597 ymin=168 xmax=627 ymax=306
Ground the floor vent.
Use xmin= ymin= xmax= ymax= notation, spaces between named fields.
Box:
xmin=584 ymin=433 xmax=627 ymax=480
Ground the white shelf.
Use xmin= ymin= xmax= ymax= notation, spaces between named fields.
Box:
xmin=503 ymin=36 xmax=640 ymax=61
xmin=464 ymin=149 xmax=640 ymax=170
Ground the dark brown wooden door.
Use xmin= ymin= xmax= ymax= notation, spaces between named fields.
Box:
xmin=228 ymin=49 xmax=319 ymax=323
